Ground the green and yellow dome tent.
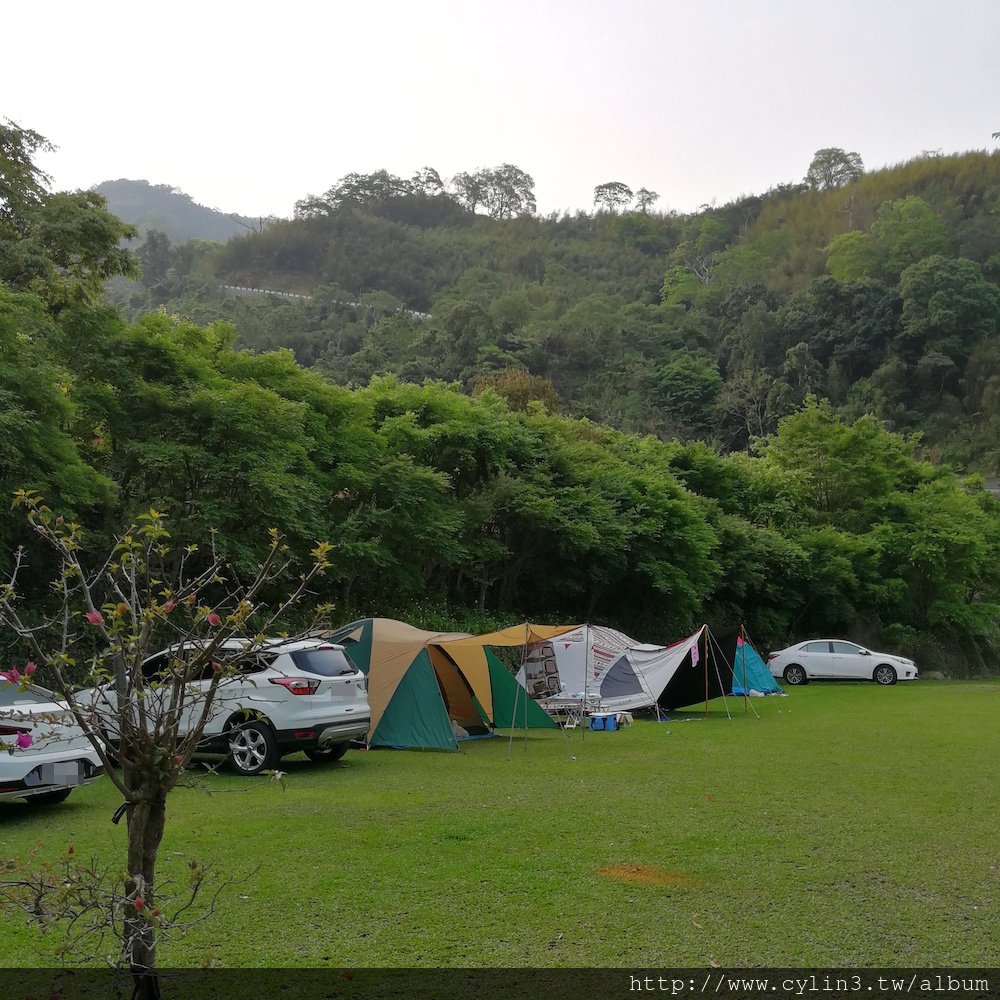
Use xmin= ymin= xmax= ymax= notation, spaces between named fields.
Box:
xmin=322 ymin=619 xmax=564 ymax=750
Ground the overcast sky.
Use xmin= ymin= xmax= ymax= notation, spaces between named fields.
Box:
xmin=5 ymin=0 xmax=999 ymax=220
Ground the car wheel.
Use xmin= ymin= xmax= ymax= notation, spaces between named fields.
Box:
xmin=31 ymin=788 xmax=73 ymax=805
xmin=227 ymin=720 xmax=278 ymax=776
xmin=304 ymin=742 xmax=349 ymax=763
xmin=783 ymin=664 xmax=808 ymax=686
xmin=873 ymin=664 xmax=897 ymax=686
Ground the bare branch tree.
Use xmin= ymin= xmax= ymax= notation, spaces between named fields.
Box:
xmin=0 ymin=492 xmax=335 ymax=997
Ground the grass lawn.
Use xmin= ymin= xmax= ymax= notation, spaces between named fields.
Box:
xmin=0 ymin=680 xmax=997 ymax=968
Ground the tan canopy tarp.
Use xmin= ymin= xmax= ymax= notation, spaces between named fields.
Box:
xmin=439 ymin=623 xmax=582 ymax=715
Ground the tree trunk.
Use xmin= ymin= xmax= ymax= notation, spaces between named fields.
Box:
xmin=125 ymin=787 xmax=168 ymax=1000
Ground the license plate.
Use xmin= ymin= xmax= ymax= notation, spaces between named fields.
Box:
xmin=25 ymin=762 xmax=84 ymax=787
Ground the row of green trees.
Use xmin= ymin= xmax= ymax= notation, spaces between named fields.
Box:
xmin=5 ymin=283 xmax=1000 ymax=671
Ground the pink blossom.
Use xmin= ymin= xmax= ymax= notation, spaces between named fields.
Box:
xmin=85 ymin=609 xmax=104 ymax=626
xmin=15 ymin=732 xmax=32 ymax=749
xmin=162 ymin=600 xmax=176 ymax=614
xmin=206 ymin=612 xmax=221 ymax=627
xmin=211 ymin=661 xmax=223 ymax=674
xmin=23 ymin=661 xmax=36 ymax=679
xmin=1 ymin=668 xmax=20 ymax=684
xmin=133 ymin=896 xmax=145 ymax=912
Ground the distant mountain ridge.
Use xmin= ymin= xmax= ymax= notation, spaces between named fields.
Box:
xmin=93 ymin=178 xmax=265 ymax=244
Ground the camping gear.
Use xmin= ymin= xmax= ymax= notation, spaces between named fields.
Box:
xmin=323 ymin=619 xmax=557 ymax=750
xmin=712 ymin=626 xmax=783 ymax=697
xmin=514 ymin=624 xmax=726 ymax=715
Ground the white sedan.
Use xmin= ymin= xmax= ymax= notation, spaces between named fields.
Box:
xmin=767 ymin=640 xmax=918 ymax=686
xmin=1 ymin=681 xmax=104 ymax=805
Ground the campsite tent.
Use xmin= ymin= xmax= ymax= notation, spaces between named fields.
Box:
xmin=323 ymin=618 xmax=557 ymax=750
xmin=513 ymin=624 xmax=760 ymax=714
xmin=515 ymin=624 xmax=664 ymax=712
xmin=712 ymin=627 xmax=783 ymax=696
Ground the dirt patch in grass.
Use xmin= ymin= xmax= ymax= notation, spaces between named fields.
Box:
xmin=597 ymin=864 xmax=698 ymax=887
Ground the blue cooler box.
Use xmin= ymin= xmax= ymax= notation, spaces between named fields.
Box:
xmin=589 ymin=713 xmax=618 ymax=731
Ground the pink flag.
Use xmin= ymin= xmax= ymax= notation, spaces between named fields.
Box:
xmin=691 ymin=641 xmax=700 ymax=667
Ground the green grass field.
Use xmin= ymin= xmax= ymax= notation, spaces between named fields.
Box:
xmin=1 ymin=681 xmax=997 ymax=968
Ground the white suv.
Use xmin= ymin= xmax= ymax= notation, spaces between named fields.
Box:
xmin=81 ymin=638 xmax=370 ymax=776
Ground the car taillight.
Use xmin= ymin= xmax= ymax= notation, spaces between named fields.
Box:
xmin=767 ymin=653 xmax=778 ymax=660
xmin=0 ymin=724 xmax=30 ymax=736
xmin=269 ymin=677 xmax=321 ymax=696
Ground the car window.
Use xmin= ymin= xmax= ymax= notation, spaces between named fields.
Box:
xmin=235 ymin=654 xmax=273 ymax=676
xmin=288 ymin=647 xmax=358 ymax=677
xmin=0 ymin=680 xmax=53 ymax=706
xmin=803 ymin=641 xmax=831 ymax=653
xmin=188 ymin=653 xmax=272 ymax=682
xmin=831 ymin=641 xmax=861 ymax=654
xmin=142 ymin=654 xmax=172 ymax=680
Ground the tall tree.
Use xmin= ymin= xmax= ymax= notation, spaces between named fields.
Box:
xmin=411 ymin=166 xmax=444 ymax=196
xmin=804 ymin=147 xmax=864 ymax=191
xmin=634 ymin=187 xmax=660 ymax=213
xmin=136 ymin=229 xmax=173 ymax=288
xmin=478 ymin=164 xmax=536 ymax=219
xmin=593 ymin=181 xmax=633 ymax=213
xmin=450 ymin=171 xmax=485 ymax=213
xmin=0 ymin=119 xmax=53 ymax=221
xmin=0 ymin=120 xmax=138 ymax=309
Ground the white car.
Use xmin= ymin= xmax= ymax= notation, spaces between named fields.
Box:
xmin=79 ymin=638 xmax=370 ymax=776
xmin=767 ymin=640 xmax=918 ymax=686
xmin=0 ymin=681 xmax=104 ymax=805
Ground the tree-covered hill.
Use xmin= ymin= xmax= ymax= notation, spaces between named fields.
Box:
xmin=6 ymin=121 xmax=1000 ymax=675
xmin=93 ymin=179 xmax=266 ymax=244
xmin=119 ymin=148 xmax=1000 ymax=473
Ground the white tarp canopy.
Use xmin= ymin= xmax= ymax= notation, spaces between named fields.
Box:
xmin=517 ymin=624 xmax=706 ymax=713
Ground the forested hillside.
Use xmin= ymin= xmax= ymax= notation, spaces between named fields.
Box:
xmin=115 ymin=149 xmax=1000 ymax=471
xmin=5 ymin=122 xmax=1000 ymax=674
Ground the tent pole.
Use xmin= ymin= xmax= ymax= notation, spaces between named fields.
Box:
xmin=703 ymin=626 xmax=709 ymax=719
xmin=582 ymin=622 xmax=590 ymax=741
xmin=710 ymin=626 xmax=759 ymax=721
xmin=708 ymin=631 xmax=732 ymax=721
xmin=522 ymin=623 xmax=529 ymax=749
xmin=741 ymin=623 xmax=749 ymax=715
xmin=507 ymin=622 xmax=529 ymax=759
xmin=738 ymin=626 xmax=764 ymax=720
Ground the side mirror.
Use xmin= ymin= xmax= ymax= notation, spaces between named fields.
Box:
xmin=859 ymin=648 xmax=870 ymax=655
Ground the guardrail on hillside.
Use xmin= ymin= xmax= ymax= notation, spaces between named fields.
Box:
xmin=220 ymin=285 xmax=430 ymax=320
